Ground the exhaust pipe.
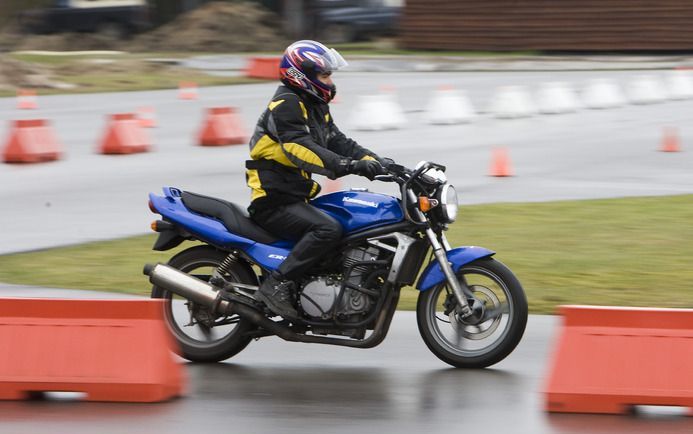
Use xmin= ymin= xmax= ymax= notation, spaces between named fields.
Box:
xmin=144 ymin=263 xmax=303 ymax=341
xmin=144 ymin=263 xmax=222 ymax=309
xmin=143 ymin=263 xmax=396 ymax=348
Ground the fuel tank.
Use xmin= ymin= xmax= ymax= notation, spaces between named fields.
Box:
xmin=311 ymin=190 xmax=404 ymax=234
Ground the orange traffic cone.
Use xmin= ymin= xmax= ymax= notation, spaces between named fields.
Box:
xmin=98 ymin=113 xmax=151 ymax=155
xmin=16 ymin=89 xmax=38 ymax=110
xmin=660 ymin=127 xmax=682 ymax=152
xmin=2 ymin=119 xmax=62 ymax=163
xmin=178 ymin=82 xmax=198 ymax=100
xmin=198 ymin=107 xmax=247 ymax=146
xmin=244 ymin=57 xmax=281 ymax=80
xmin=489 ymin=147 xmax=514 ymax=177
xmin=137 ymin=106 xmax=157 ymax=128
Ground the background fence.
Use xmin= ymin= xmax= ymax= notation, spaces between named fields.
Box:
xmin=400 ymin=0 xmax=693 ymax=52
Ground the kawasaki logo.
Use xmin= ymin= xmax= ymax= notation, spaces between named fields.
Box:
xmin=343 ymin=197 xmax=378 ymax=208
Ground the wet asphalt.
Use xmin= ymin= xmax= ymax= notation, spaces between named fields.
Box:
xmin=1 ymin=286 xmax=692 ymax=433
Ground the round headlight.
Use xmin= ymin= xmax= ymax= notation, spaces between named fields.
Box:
xmin=440 ymin=184 xmax=458 ymax=223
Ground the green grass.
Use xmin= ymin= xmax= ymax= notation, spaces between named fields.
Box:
xmin=0 ymin=52 xmax=265 ymax=97
xmin=0 ymin=48 xmax=543 ymax=97
xmin=1 ymin=195 xmax=692 ymax=313
xmin=440 ymin=195 xmax=693 ymax=313
xmin=9 ymin=52 xmax=225 ymax=66
xmin=55 ymin=73 xmax=260 ymax=94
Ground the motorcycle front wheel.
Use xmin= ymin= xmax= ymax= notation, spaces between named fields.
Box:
xmin=151 ymin=245 xmax=258 ymax=363
xmin=416 ymin=258 xmax=528 ymax=368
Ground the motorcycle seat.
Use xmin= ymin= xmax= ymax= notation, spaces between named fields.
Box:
xmin=181 ymin=191 xmax=279 ymax=244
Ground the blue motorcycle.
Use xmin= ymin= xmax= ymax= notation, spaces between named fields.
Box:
xmin=144 ymin=161 xmax=528 ymax=368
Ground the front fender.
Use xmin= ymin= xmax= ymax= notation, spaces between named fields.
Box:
xmin=416 ymin=246 xmax=495 ymax=291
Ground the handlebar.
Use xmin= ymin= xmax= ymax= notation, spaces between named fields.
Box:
xmin=373 ymin=160 xmax=447 ymax=225
xmin=376 ymin=161 xmax=445 ymax=186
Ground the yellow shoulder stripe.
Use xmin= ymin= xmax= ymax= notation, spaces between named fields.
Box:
xmin=283 ymin=142 xmax=325 ymax=168
xmin=250 ymin=134 xmax=297 ymax=168
xmin=268 ymin=99 xmax=285 ymax=111
xmin=298 ymin=101 xmax=308 ymax=119
xmin=324 ymin=113 xmax=330 ymax=122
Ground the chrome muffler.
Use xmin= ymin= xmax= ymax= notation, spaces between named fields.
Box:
xmin=143 ymin=263 xmax=227 ymax=313
xmin=143 ymin=263 xmax=300 ymax=341
xmin=143 ymin=263 xmax=397 ymax=347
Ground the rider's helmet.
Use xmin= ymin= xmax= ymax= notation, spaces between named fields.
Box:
xmin=279 ymin=40 xmax=348 ymax=104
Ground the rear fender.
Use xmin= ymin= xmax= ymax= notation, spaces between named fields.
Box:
xmin=416 ymin=246 xmax=495 ymax=291
xmin=148 ymin=188 xmax=256 ymax=251
xmin=148 ymin=188 xmax=294 ymax=268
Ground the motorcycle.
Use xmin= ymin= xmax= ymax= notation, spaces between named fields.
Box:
xmin=143 ymin=161 xmax=528 ymax=368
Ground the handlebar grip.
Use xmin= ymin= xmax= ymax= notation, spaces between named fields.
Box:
xmin=374 ymin=174 xmax=395 ymax=182
xmin=386 ymin=163 xmax=408 ymax=175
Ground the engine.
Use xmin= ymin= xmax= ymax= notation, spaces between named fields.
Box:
xmin=298 ymin=246 xmax=381 ymax=320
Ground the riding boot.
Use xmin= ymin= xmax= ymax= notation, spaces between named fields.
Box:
xmin=256 ymin=271 xmax=299 ymax=319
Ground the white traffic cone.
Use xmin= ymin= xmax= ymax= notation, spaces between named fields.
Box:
xmin=667 ymin=70 xmax=693 ymax=100
xmin=582 ymin=78 xmax=626 ymax=109
xmin=350 ymin=93 xmax=406 ymax=131
xmin=626 ymin=75 xmax=668 ymax=104
xmin=489 ymin=85 xmax=536 ymax=119
xmin=536 ymin=82 xmax=581 ymax=114
xmin=424 ymin=86 xmax=476 ymax=124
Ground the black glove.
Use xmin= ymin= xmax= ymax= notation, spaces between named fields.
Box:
xmin=377 ymin=157 xmax=395 ymax=169
xmin=349 ymin=159 xmax=385 ymax=180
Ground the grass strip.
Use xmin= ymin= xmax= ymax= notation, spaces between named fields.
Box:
xmin=0 ymin=195 xmax=691 ymax=313
xmin=0 ymin=52 xmax=264 ymax=97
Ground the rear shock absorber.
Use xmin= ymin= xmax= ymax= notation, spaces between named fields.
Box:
xmin=210 ymin=252 xmax=239 ymax=286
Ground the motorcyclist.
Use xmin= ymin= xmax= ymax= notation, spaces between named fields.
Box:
xmin=246 ymin=40 xmax=387 ymax=319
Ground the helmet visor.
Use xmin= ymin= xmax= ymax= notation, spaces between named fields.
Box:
xmin=321 ymin=48 xmax=348 ymax=72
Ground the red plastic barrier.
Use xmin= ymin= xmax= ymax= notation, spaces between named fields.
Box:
xmin=0 ymin=298 xmax=185 ymax=402
xmin=2 ymin=119 xmax=62 ymax=163
xmin=198 ymin=107 xmax=247 ymax=146
xmin=545 ymin=305 xmax=693 ymax=415
xmin=99 ymin=113 xmax=151 ymax=154
xmin=244 ymin=57 xmax=281 ymax=80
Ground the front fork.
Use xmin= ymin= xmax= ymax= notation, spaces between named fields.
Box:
xmin=409 ymin=195 xmax=473 ymax=317
xmin=425 ymin=229 xmax=473 ymax=317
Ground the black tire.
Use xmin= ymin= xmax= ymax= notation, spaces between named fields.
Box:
xmin=151 ymin=246 xmax=258 ymax=363
xmin=416 ymin=258 xmax=528 ymax=368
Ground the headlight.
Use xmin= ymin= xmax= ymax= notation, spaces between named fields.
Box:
xmin=439 ymin=183 xmax=458 ymax=223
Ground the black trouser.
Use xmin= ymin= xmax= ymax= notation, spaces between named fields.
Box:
xmin=252 ymin=202 xmax=343 ymax=281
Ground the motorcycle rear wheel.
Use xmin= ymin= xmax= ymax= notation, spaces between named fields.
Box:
xmin=416 ymin=258 xmax=528 ymax=368
xmin=151 ymin=245 xmax=258 ymax=363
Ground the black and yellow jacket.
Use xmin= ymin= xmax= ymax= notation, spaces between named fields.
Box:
xmin=246 ymin=85 xmax=379 ymax=213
